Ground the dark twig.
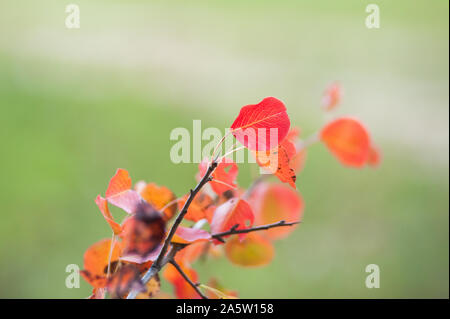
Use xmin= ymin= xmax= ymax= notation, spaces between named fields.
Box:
xmin=212 ymin=220 xmax=300 ymax=240
xmin=170 ymin=260 xmax=208 ymax=299
xmin=127 ymin=161 xmax=218 ymax=299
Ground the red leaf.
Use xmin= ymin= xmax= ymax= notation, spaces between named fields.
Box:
xmin=320 ymin=117 xmax=370 ymax=167
xmin=230 ymin=97 xmax=290 ymax=151
xmin=121 ymin=202 xmax=166 ymax=258
xmin=198 ymin=158 xmax=238 ymax=195
xmin=105 ymin=169 xmax=141 ymax=214
xmin=95 ymin=196 xmax=122 ymax=235
xmin=210 ymin=198 xmax=254 ymax=243
xmin=321 ymin=82 xmax=341 ymax=111
xmin=254 ymin=138 xmax=297 ymax=189
xmin=249 ymin=183 xmax=303 ymax=240
xmin=172 ymin=226 xmax=211 ymax=244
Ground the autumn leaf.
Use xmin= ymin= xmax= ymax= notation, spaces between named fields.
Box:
xmin=106 ymin=264 xmax=146 ymax=299
xmin=321 ymin=82 xmax=341 ymax=111
xmin=179 ymin=192 xmax=215 ymax=222
xmin=172 ymin=226 xmax=211 ymax=244
xmin=320 ymin=117 xmax=371 ymax=167
xmin=225 ymin=233 xmax=274 ymax=267
xmin=249 ymin=183 xmax=303 ymax=240
xmin=231 ymin=97 xmax=290 ymax=151
xmin=138 ymin=183 xmax=177 ymax=221
xmin=105 ymin=169 xmax=141 ymax=214
xmin=254 ymin=137 xmax=297 ymax=189
xmin=95 ymin=196 xmax=122 ymax=235
xmin=121 ymin=201 xmax=166 ymax=258
xmin=163 ymin=263 xmax=202 ymax=299
xmin=80 ymin=239 xmax=123 ymax=288
xmin=210 ymin=198 xmax=254 ymax=243
xmin=198 ymin=158 xmax=238 ymax=195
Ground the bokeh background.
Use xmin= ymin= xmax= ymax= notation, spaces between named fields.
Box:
xmin=0 ymin=0 xmax=448 ymax=298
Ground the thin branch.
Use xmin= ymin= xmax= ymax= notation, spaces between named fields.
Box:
xmin=212 ymin=220 xmax=300 ymax=240
xmin=127 ymin=160 xmax=218 ymax=299
xmin=170 ymin=260 xmax=208 ymax=299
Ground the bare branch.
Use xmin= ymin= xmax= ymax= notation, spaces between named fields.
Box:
xmin=212 ymin=220 xmax=300 ymax=240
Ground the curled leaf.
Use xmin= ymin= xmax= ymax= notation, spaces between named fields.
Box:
xmin=225 ymin=233 xmax=274 ymax=267
xmin=105 ymin=169 xmax=141 ymax=214
xmin=231 ymin=97 xmax=290 ymax=151
xmin=95 ymin=196 xmax=122 ymax=235
xmin=320 ymin=117 xmax=371 ymax=167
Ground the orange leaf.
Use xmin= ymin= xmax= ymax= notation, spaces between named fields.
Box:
xmin=254 ymin=138 xmax=297 ymax=189
xmin=231 ymin=97 xmax=290 ymax=151
xmin=80 ymin=239 xmax=123 ymax=288
xmin=163 ymin=263 xmax=201 ymax=299
xmin=320 ymin=117 xmax=371 ymax=167
xmin=95 ymin=196 xmax=122 ymax=235
xmin=121 ymin=202 xmax=166 ymax=258
xmin=321 ymin=82 xmax=341 ymax=111
xmin=225 ymin=233 xmax=274 ymax=267
xmin=199 ymin=158 xmax=238 ymax=195
xmin=139 ymin=183 xmax=177 ymax=221
xmin=249 ymin=183 xmax=303 ymax=240
xmin=179 ymin=192 xmax=215 ymax=223
xmin=172 ymin=226 xmax=211 ymax=244
xmin=105 ymin=169 xmax=141 ymax=214
xmin=210 ymin=198 xmax=254 ymax=243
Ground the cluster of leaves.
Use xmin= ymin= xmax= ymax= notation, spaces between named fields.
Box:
xmin=81 ymin=82 xmax=380 ymax=299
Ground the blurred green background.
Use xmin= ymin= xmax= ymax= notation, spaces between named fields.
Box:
xmin=0 ymin=0 xmax=448 ymax=298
